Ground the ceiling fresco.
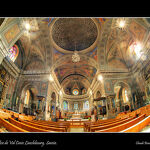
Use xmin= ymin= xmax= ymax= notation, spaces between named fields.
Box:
xmin=51 ymin=18 xmax=98 ymax=51
xmin=87 ymin=47 xmax=98 ymax=61
xmin=54 ymin=63 xmax=97 ymax=84
xmin=11 ymin=17 xmax=150 ymax=93
xmin=106 ymin=19 xmax=148 ymax=70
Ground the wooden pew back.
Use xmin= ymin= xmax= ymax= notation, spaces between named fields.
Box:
xmin=90 ymin=116 xmax=135 ymax=132
xmin=20 ymin=120 xmax=66 ymax=132
xmin=8 ymin=118 xmax=54 ymax=132
xmin=29 ymin=120 xmax=69 ymax=129
xmin=121 ymin=115 xmax=150 ymax=132
xmin=96 ymin=114 xmax=146 ymax=132
xmin=0 ymin=118 xmax=28 ymax=132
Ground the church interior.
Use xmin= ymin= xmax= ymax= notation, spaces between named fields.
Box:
xmin=0 ymin=17 xmax=150 ymax=133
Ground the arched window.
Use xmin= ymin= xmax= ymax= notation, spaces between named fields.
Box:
xmin=63 ymin=101 xmax=68 ymax=110
xmin=122 ymin=88 xmax=129 ymax=103
xmin=24 ymin=90 xmax=30 ymax=106
xmin=84 ymin=100 xmax=89 ymax=110
xmin=8 ymin=44 xmax=19 ymax=62
xmin=74 ymin=103 xmax=78 ymax=110
xmin=72 ymin=89 xmax=79 ymax=95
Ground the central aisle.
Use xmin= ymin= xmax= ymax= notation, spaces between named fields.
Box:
xmin=70 ymin=128 xmax=84 ymax=132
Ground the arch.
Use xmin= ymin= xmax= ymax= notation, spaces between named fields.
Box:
xmin=96 ymin=91 xmax=101 ymax=98
xmin=51 ymin=92 xmax=56 ymax=101
xmin=114 ymin=81 xmax=131 ymax=112
xmin=19 ymin=83 xmax=38 ymax=114
xmin=114 ymin=81 xmax=131 ymax=93
xmin=52 ymin=54 xmax=99 ymax=71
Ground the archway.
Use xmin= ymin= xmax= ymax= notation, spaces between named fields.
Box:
xmin=50 ymin=92 xmax=56 ymax=120
xmin=20 ymin=84 xmax=38 ymax=115
xmin=114 ymin=82 xmax=131 ymax=112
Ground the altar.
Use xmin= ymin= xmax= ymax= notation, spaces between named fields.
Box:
xmin=70 ymin=110 xmax=82 ymax=120
xmin=71 ymin=113 xmax=81 ymax=119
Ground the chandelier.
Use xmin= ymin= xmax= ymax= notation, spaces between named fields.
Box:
xmin=72 ymin=50 xmax=80 ymax=63
xmin=72 ymin=42 xmax=80 ymax=63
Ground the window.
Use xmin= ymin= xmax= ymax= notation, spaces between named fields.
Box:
xmin=8 ymin=44 xmax=19 ymax=62
xmin=122 ymin=88 xmax=129 ymax=103
xmin=74 ymin=103 xmax=78 ymax=109
xmin=63 ymin=101 xmax=68 ymax=110
xmin=72 ymin=89 xmax=79 ymax=95
xmin=24 ymin=90 xmax=30 ymax=106
xmin=84 ymin=101 xmax=89 ymax=110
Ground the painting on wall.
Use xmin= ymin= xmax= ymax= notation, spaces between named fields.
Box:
xmin=129 ymin=20 xmax=147 ymax=42
xmin=104 ymin=80 xmax=113 ymax=94
xmin=41 ymin=82 xmax=48 ymax=96
xmin=4 ymin=24 xmax=20 ymax=44
xmin=87 ymin=47 xmax=97 ymax=61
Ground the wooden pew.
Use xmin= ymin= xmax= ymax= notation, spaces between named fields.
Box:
xmin=20 ymin=120 xmax=66 ymax=132
xmin=0 ymin=118 xmax=28 ymax=132
xmin=121 ymin=115 xmax=150 ymax=132
xmin=84 ymin=118 xmax=117 ymax=130
xmin=90 ymin=116 xmax=135 ymax=132
xmin=31 ymin=120 xmax=70 ymax=127
xmin=85 ymin=118 xmax=127 ymax=132
xmin=8 ymin=118 xmax=55 ymax=132
xmin=95 ymin=114 xmax=146 ymax=132
xmin=29 ymin=120 xmax=70 ymax=132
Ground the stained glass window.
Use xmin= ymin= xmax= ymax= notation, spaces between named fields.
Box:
xmin=72 ymin=89 xmax=79 ymax=95
xmin=24 ymin=90 xmax=30 ymax=106
xmin=74 ymin=103 xmax=78 ymax=109
xmin=84 ymin=101 xmax=89 ymax=109
xmin=63 ymin=101 xmax=68 ymax=110
xmin=122 ymin=88 xmax=129 ymax=103
xmin=8 ymin=44 xmax=19 ymax=62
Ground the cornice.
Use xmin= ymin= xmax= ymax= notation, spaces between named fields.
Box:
xmin=2 ymin=58 xmax=20 ymax=78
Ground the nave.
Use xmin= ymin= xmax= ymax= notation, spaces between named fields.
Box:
xmin=1 ymin=103 xmax=150 ymax=133
xmin=0 ymin=17 xmax=150 ymax=133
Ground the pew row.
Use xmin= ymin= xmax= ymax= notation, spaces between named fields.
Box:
xmin=90 ymin=116 xmax=136 ymax=132
xmin=0 ymin=118 xmax=28 ymax=132
xmin=20 ymin=120 xmax=67 ymax=132
xmin=84 ymin=118 xmax=117 ymax=131
xmin=28 ymin=120 xmax=70 ymax=132
xmin=8 ymin=118 xmax=55 ymax=132
xmin=84 ymin=118 xmax=129 ymax=132
xmin=95 ymin=114 xmax=146 ymax=132
xmin=121 ymin=115 xmax=150 ymax=132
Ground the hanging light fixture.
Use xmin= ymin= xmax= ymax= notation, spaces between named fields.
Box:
xmin=72 ymin=41 xmax=80 ymax=63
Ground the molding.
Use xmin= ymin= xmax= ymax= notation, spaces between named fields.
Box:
xmin=1 ymin=58 xmax=20 ymax=79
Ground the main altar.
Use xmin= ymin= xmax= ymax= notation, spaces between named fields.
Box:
xmin=70 ymin=110 xmax=81 ymax=119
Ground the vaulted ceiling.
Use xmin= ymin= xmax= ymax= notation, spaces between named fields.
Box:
xmin=16 ymin=17 xmax=150 ymax=95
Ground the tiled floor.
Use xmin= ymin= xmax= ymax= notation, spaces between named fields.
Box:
xmin=70 ymin=128 xmax=84 ymax=132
